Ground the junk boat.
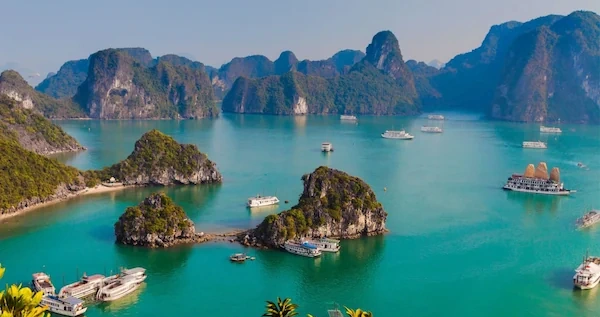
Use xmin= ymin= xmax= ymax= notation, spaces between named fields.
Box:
xmin=40 ymin=295 xmax=87 ymax=316
xmin=32 ymin=272 xmax=56 ymax=296
xmin=540 ymin=125 xmax=562 ymax=133
xmin=574 ymin=255 xmax=600 ymax=290
xmin=96 ymin=268 xmax=147 ymax=302
xmin=58 ymin=273 xmax=105 ymax=299
xmin=381 ymin=130 xmax=414 ymax=140
xmin=305 ymin=238 xmax=341 ymax=253
xmin=321 ymin=142 xmax=334 ymax=152
xmin=340 ymin=115 xmax=357 ymax=121
xmin=427 ymin=114 xmax=445 ymax=120
xmin=503 ymin=162 xmax=574 ymax=195
xmin=247 ymin=195 xmax=280 ymax=208
xmin=522 ymin=141 xmax=547 ymax=149
xmin=577 ymin=210 xmax=600 ymax=229
xmin=284 ymin=241 xmax=322 ymax=257
xmin=421 ymin=126 xmax=443 ymax=133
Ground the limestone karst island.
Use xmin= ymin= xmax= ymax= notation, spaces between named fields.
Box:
xmin=0 ymin=2 xmax=599 ymax=317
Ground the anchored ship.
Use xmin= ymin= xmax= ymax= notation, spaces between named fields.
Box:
xmin=540 ymin=125 xmax=562 ymax=133
xmin=59 ymin=273 xmax=105 ymax=299
xmin=574 ymin=254 xmax=600 ymax=290
xmin=522 ymin=141 xmax=547 ymax=149
xmin=304 ymin=238 xmax=341 ymax=253
xmin=427 ymin=114 xmax=445 ymax=120
xmin=421 ymin=126 xmax=443 ymax=133
xmin=247 ymin=195 xmax=280 ymax=208
xmin=503 ymin=162 xmax=574 ymax=195
xmin=340 ymin=115 xmax=357 ymax=121
xmin=381 ymin=130 xmax=414 ymax=140
xmin=40 ymin=295 xmax=87 ymax=316
xmin=321 ymin=142 xmax=334 ymax=152
xmin=32 ymin=272 xmax=56 ymax=296
xmin=577 ymin=210 xmax=600 ymax=229
xmin=96 ymin=267 xmax=147 ymax=302
xmin=284 ymin=240 xmax=322 ymax=257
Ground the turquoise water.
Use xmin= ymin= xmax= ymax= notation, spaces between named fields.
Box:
xmin=1 ymin=114 xmax=599 ymax=317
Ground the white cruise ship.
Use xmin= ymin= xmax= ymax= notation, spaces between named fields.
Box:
xmin=574 ymin=256 xmax=600 ymax=290
xmin=427 ymin=114 xmax=445 ymax=120
xmin=59 ymin=273 xmax=105 ymax=299
xmin=96 ymin=269 xmax=147 ymax=302
xmin=540 ymin=125 xmax=562 ymax=133
xmin=522 ymin=141 xmax=547 ymax=149
xmin=284 ymin=241 xmax=322 ymax=257
xmin=421 ymin=126 xmax=443 ymax=133
xmin=381 ymin=130 xmax=414 ymax=140
xmin=321 ymin=142 xmax=334 ymax=152
xmin=32 ymin=272 xmax=56 ymax=296
xmin=577 ymin=210 xmax=600 ymax=229
xmin=503 ymin=162 xmax=574 ymax=195
xmin=40 ymin=295 xmax=87 ymax=316
xmin=340 ymin=115 xmax=357 ymax=121
xmin=305 ymin=238 xmax=341 ymax=253
xmin=247 ymin=195 xmax=280 ymax=208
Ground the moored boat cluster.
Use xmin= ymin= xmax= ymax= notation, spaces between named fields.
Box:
xmin=30 ymin=267 xmax=147 ymax=316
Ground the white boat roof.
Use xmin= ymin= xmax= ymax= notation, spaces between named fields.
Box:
xmin=575 ymin=262 xmax=600 ymax=273
xmin=249 ymin=196 xmax=278 ymax=200
xmin=122 ymin=267 xmax=145 ymax=275
xmin=85 ymin=274 xmax=105 ymax=281
xmin=32 ymin=272 xmax=50 ymax=279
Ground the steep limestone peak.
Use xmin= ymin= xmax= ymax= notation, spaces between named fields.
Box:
xmin=274 ymin=51 xmax=299 ymax=74
xmin=364 ymin=30 xmax=404 ymax=70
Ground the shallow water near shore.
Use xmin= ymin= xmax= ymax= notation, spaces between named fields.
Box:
xmin=1 ymin=113 xmax=599 ymax=317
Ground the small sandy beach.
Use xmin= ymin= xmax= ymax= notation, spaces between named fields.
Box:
xmin=0 ymin=184 xmax=135 ymax=222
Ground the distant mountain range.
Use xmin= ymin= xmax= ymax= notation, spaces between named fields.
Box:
xmin=0 ymin=10 xmax=597 ymax=123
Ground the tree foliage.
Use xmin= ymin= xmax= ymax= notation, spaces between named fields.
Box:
xmin=0 ymin=264 xmax=49 ymax=317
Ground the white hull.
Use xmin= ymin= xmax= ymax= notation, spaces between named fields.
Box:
xmin=284 ymin=242 xmax=321 ymax=257
xmin=248 ymin=199 xmax=279 ymax=208
xmin=97 ymin=277 xmax=146 ymax=302
xmin=381 ymin=135 xmax=414 ymax=140
xmin=46 ymin=306 xmax=88 ymax=317
xmin=503 ymin=186 xmax=571 ymax=195
xmin=575 ymin=278 xmax=600 ymax=290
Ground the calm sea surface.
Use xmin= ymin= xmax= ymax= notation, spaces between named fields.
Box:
xmin=1 ymin=113 xmax=599 ymax=317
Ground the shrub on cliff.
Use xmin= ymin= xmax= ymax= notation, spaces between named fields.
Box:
xmin=114 ymin=192 xmax=195 ymax=247
xmin=251 ymin=166 xmax=387 ymax=247
xmin=90 ymin=129 xmax=222 ymax=185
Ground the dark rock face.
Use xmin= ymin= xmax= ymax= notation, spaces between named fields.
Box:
xmin=222 ymin=31 xmax=420 ymax=116
xmin=99 ymin=129 xmax=222 ymax=186
xmin=246 ymin=166 xmax=387 ymax=248
xmin=35 ymin=59 xmax=90 ymax=99
xmin=74 ymin=49 xmax=217 ymax=119
xmin=114 ymin=192 xmax=198 ymax=248
xmin=491 ymin=11 xmax=600 ymax=123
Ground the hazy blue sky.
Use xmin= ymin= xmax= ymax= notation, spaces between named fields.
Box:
xmin=1 ymin=0 xmax=598 ymax=82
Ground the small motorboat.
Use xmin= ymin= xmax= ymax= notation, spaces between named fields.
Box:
xmin=577 ymin=210 xmax=600 ymax=229
xmin=230 ymin=253 xmax=247 ymax=263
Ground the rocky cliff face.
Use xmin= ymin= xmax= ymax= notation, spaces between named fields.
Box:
xmin=74 ymin=49 xmax=217 ymax=119
xmin=245 ymin=166 xmax=387 ymax=248
xmin=0 ymin=70 xmax=85 ymax=118
xmin=491 ymin=11 xmax=600 ymax=123
xmin=96 ymin=129 xmax=222 ymax=185
xmin=114 ymin=192 xmax=197 ymax=248
xmin=222 ymin=31 xmax=420 ymax=115
xmin=364 ymin=30 xmax=418 ymax=99
xmin=35 ymin=59 xmax=89 ymax=99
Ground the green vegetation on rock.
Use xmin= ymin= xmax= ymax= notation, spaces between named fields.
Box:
xmin=35 ymin=59 xmax=89 ymax=99
xmin=114 ymin=192 xmax=195 ymax=247
xmin=74 ymin=49 xmax=217 ymax=119
xmin=0 ymin=95 xmax=84 ymax=154
xmin=250 ymin=166 xmax=386 ymax=247
xmin=88 ymin=129 xmax=222 ymax=185
xmin=222 ymin=31 xmax=420 ymax=115
xmin=0 ymin=70 xmax=85 ymax=118
xmin=0 ymin=136 xmax=82 ymax=213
